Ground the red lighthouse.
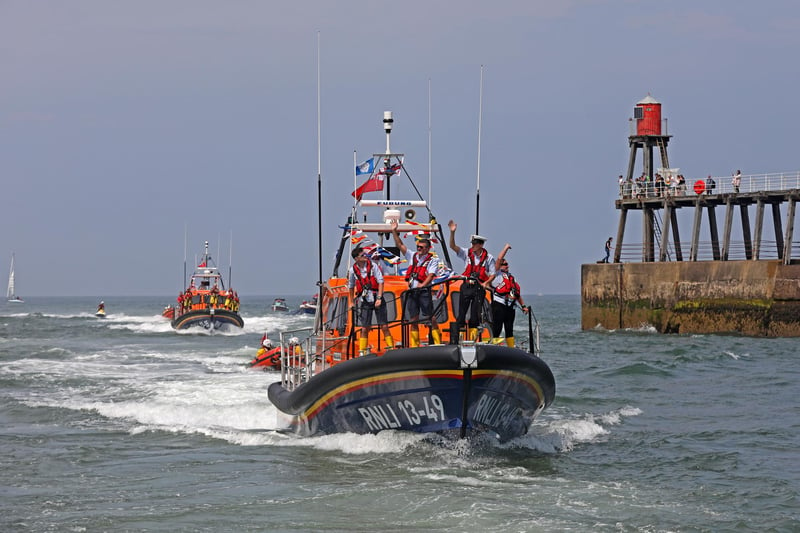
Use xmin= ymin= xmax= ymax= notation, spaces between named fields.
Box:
xmin=635 ymin=94 xmax=662 ymax=136
xmin=626 ymin=94 xmax=672 ymax=189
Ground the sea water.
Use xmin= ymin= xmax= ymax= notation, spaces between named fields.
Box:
xmin=1 ymin=295 xmax=798 ymax=531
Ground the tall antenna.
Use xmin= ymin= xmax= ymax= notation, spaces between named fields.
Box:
xmin=428 ymin=78 xmax=432 ymax=206
xmin=316 ymin=31 xmax=323 ymax=287
xmin=228 ymin=230 xmax=233 ymax=289
xmin=182 ymin=224 xmax=187 ymax=289
xmin=475 ymin=65 xmax=484 ymax=235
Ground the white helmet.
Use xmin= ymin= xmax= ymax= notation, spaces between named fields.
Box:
xmin=262 ymin=338 xmax=273 ymax=348
xmin=289 ymin=337 xmax=300 ymax=344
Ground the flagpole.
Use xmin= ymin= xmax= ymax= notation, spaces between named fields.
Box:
xmin=353 ymin=150 xmax=357 ymax=209
xmin=475 ymin=65 xmax=483 ymax=235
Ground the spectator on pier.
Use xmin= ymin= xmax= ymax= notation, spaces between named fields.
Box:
xmin=705 ymin=175 xmax=716 ymax=195
xmin=677 ymin=174 xmax=686 ymax=195
xmin=664 ymin=174 xmax=674 ymax=196
xmin=732 ymin=170 xmax=742 ymax=193
xmin=655 ymin=174 xmax=665 ymax=197
xmin=618 ymin=175 xmax=624 ymax=197
xmin=635 ymin=174 xmax=645 ymax=199
xmin=601 ymin=237 xmax=613 ymax=263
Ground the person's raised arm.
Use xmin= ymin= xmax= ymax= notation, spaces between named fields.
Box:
xmin=390 ymin=220 xmax=407 ymax=255
xmin=496 ymin=243 xmax=511 ymax=265
xmin=448 ymin=219 xmax=462 ymax=254
xmin=487 ymin=243 xmax=512 ymax=287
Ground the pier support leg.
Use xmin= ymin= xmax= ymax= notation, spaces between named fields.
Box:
xmin=753 ymin=199 xmax=764 ymax=260
xmin=773 ymin=203 xmax=785 ymax=260
xmin=783 ymin=199 xmax=796 ymax=264
xmin=671 ymin=211 xmax=683 ymax=261
xmin=658 ymin=201 xmax=676 ymax=261
xmin=690 ymin=198 xmax=703 ymax=261
xmin=708 ymin=205 xmax=721 ymax=261
xmin=741 ymin=203 xmax=753 ymax=260
xmin=644 ymin=208 xmax=655 ymax=262
xmin=626 ymin=143 xmax=638 ymax=183
xmin=659 ymin=203 xmax=673 ymax=262
xmin=614 ymin=208 xmax=628 ymax=264
xmin=722 ymin=199 xmax=734 ymax=261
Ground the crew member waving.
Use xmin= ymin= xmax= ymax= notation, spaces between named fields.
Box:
xmin=448 ymin=219 xmax=497 ymax=341
xmin=489 ymin=243 xmax=529 ymax=347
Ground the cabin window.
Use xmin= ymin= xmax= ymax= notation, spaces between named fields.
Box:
xmin=326 ymin=295 xmax=348 ymax=334
xmin=324 ymin=296 xmax=337 ymax=328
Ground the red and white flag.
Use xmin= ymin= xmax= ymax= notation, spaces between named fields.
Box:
xmin=352 ymin=174 xmax=385 ymax=200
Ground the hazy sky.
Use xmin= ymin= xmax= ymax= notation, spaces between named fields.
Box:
xmin=3 ymin=1 xmax=799 ymax=297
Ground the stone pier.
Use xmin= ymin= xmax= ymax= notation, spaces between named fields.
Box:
xmin=581 ymin=260 xmax=800 ymax=336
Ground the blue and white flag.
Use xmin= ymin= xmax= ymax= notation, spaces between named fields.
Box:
xmin=355 ymin=158 xmax=375 ymax=176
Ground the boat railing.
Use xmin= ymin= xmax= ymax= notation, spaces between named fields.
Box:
xmin=280 ymin=276 xmax=544 ymax=390
xmin=278 ymin=327 xmax=315 ymax=390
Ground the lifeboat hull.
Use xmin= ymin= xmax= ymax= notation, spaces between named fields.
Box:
xmin=267 ymin=344 xmax=555 ymax=441
xmin=170 ymin=309 xmax=244 ymax=331
xmin=249 ymin=346 xmax=282 ymax=370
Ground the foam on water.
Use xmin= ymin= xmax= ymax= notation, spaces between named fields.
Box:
xmin=284 ymin=430 xmax=429 ymax=454
xmin=532 ymin=406 xmax=642 ymax=452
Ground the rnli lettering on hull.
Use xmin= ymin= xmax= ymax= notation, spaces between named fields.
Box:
xmin=472 ymin=394 xmax=523 ymax=432
xmin=358 ymin=393 xmax=447 ymax=432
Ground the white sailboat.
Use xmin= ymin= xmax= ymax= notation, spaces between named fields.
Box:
xmin=7 ymin=253 xmax=24 ymax=303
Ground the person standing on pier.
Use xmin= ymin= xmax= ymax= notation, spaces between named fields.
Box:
xmin=705 ymin=175 xmax=716 ymax=195
xmin=732 ymin=170 xmax=742 ymax=193
xmin=602 ymin=237 xmax=613 ymax=263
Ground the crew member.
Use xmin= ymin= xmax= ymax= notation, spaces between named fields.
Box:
xmin=348 ymin=246 xmax=393 ymax=354
xmin=489 ymin=243 xmax=529 ymax=348
xmin=390 ymin=220 xmax=442 ymax=347
xmin=448 ymin=219 xmax=496 ymax=341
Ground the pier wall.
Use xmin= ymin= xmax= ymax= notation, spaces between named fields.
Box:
xmin=581 ymin=260 xmax=800 ymax=336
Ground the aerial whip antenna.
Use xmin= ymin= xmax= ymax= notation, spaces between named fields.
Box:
xmin=428 ymin=78 xmax=432 ymax=207
xmin=182 ymin=224 xmax=187 ymax=289
xmin=475 ymin=65 xmax=484 ymax=235
xmin=316 ymin=31 xmax=323 ymax=288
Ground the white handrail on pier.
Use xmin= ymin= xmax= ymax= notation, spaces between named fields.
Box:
xmin=619 ymin=171 xmax=800 ymax=199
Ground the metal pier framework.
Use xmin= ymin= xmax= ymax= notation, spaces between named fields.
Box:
xmin=614 ymin=189 xmax=799 ymax=265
